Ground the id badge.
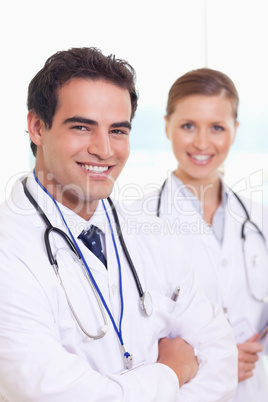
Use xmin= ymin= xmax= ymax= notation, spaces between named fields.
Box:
xmin=231 ymin=318 xmax=256 ymax=343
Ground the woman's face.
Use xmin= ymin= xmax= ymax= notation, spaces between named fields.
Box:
xmin=165 ymin=94 xmax=239 ymax=184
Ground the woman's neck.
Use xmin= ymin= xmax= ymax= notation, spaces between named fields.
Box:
xmin=174 ymin=170 xmax=222 ymax=225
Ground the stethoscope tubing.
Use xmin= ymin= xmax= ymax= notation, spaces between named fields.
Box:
xmin=22 ymin=174 xmax=151 ymax=348
xmin=22 ymin=177 xmax=82 ymax=264
xmin=23 ymin=175 xmax=127 ymax=343
xmin=157 ymin=176 xmax=268 ymax=304
xmin=231 ymin=190 xmax=266 ymax=242
xmin=157 ymin=177 xmax=265 ymax=241
xmin=107 ymin=197 xmax=144 ymax=299
xmin=22 ymin=177 xmax=108 ymax=340
xmin=22 ymin=176 xmax=146 ymax=300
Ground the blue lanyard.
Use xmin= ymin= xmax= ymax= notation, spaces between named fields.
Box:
xmin=33 ymin=171 xmax=132 ymax=367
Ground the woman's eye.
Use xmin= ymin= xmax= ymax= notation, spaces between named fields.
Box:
xmin=213 ymin=125 xmax=224 ymax=132
xmin=181 ymin=123 xmax=194 ymax=130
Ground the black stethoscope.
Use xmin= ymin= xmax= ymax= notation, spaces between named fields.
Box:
xmin=22 ymin=175 xmax=153 ymax=369
xmin=157 ymin=178 xmax=268 ymax=303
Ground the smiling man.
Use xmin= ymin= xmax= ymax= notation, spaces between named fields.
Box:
xmin=0 ymin=48 xmax=238 ymax=401
xmin=28 ymin=77 xmax=132 ymax=218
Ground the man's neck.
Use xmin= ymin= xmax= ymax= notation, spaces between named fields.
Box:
xmin=34 ymin=169 xmax=99 ymax=221
xmin=60 ymin=197 xmax=99 ymax=221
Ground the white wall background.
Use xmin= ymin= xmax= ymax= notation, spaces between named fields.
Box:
xmin=1 ymin=0 xmax=268 ymax=204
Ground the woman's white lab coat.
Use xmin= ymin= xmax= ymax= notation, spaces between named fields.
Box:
xmin=0 ymin=174 xmax=238 ymax=402
xmin=131 ymin=173 xmax=268 ymax=402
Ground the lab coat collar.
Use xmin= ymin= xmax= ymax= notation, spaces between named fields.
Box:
xmin=18 ymin=171 xmax=111 ymax=237
xmin=171 ymin=174 xmax=203 ymax=215
xmin=60 ymin=200 xmax=111 ymax=240
xmin=170 ymin=172 xmax=228 ymax=215
xmin=18 ymin=171 xmax=114 ymax=274
xmin=163 ymin=173 xmax=228 ymax=250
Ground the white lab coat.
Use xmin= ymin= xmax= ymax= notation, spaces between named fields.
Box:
xmin=129 ymin=173 xmax=268 ymax=402
xmin=0 ymin=173 xmax=238 ymax=402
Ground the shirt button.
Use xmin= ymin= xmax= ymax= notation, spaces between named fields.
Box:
xmin=221 ymin=259 xmax=228 ymax=267
xmin=111 ymin=284 xmax=117 ymax=295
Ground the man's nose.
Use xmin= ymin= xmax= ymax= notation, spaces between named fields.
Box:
xmin=87 ymin=129 xmax=114 ymax=159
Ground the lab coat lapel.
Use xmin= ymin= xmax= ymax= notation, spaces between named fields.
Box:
xmin=163 ymin=175 xmax=219 ymax=253
xmin=221 ymin=187 xmax=241 ymax=252
xmin=160 ymin=178 xmax=222 ymax=302
xmin=18 ymin=172 xmax=109 ymax=276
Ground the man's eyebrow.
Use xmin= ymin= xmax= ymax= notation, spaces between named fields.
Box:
xmin=111 ymin=121 xmax=132 ymax=130
xmin=63 ymin=116 xmax=98 ymax=126
xmin=63 ymin=116 xmax=131 ymax=130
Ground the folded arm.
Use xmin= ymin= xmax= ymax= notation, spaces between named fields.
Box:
xmin=158 ymin=337 xmax=198 ymax=386
xmin=0 ymin=253 xmax=179 ymax=402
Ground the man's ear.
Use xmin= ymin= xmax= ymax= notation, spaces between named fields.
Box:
xmin=27 ymin=110 xmax=45 ymax=146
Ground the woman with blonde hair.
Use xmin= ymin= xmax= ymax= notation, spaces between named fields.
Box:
xmin=134 ymin=68 xmax=268 ymax=401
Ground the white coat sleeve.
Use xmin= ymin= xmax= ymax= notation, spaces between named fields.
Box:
xmin=122 ymin=220 xmax=238 ymax=402
xmin=170 ymin=258 xmax=238 ymax=402
xmin=0 ymin=252 xmax=179 ymax=402
xmin=117 ymin=207 xmax=238 ymax=402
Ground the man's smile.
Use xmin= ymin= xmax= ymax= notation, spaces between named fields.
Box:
xmin=79 ymin=163 xmax=110 ymax=173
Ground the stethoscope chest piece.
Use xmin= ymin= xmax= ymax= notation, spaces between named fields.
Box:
xmin=140 ymin=291 xmax=153 ymax=317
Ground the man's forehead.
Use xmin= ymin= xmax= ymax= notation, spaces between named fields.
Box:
xmin=55 ymin=78 xmax=131 ymax=108
xmin=53 ymin=78 xmax=132 ymax=124
xmin=58 ymin=77 xmax=127 ymax=94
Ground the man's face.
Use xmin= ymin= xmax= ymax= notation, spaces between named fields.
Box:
xmin=29 ymin=78 xmax=132 ymax=218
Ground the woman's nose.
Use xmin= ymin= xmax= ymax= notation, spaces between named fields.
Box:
xmin=193 ymin=129 xmax=210 ymax=150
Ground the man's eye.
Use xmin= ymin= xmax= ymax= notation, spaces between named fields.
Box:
xmin=111 ymin=129 xmax=127 ymax=135
xmin=72 ymin=125 xmax=87 ymax=131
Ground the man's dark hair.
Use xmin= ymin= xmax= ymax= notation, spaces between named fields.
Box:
xmin=27 ymin=47 xmax=138 ymax=156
